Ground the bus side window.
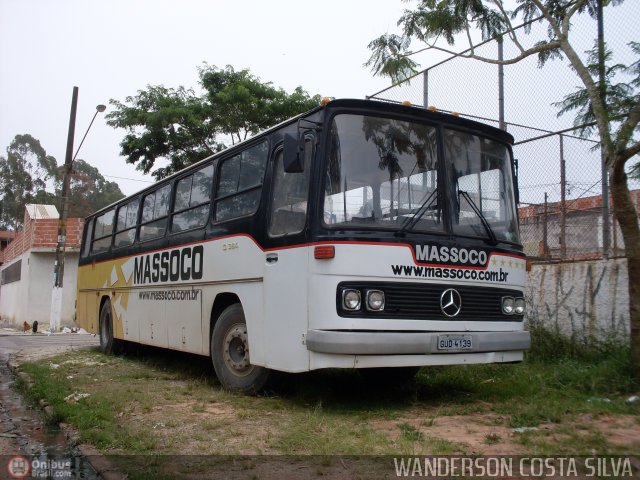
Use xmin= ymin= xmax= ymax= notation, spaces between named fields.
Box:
xmin=114 ymin=198 xmax=139 ymax=248
xmin=140 ymin=184 xmax=171 ymax=241
xmin=81 ymin=218 xmax=94 ymax=258
xmin=269 ymin=139 xmax=312 ymax=237
xmin=91 ymin=209 xmax=115 ymax=254
xmin=171 ymin=164 xmax=213 ymax=233
xmin=214 ymin=141 xmax=268 ymax=222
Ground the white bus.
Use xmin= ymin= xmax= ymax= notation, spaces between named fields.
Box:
xmin=76 ymin=99 xmax=530 ymax=394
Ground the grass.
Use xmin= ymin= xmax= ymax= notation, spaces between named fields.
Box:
xmin=14 ymin=328 xmax=640 ymax=474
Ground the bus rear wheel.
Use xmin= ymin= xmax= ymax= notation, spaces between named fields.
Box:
xmin=99 ymin=299 xmax=123 ymax=355
xmin=211 ymin=304 xmax=270 ymax=395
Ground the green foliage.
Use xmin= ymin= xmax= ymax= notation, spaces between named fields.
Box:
xmin=554 ymin=40 xmax=640 ymax=176
xmin=107 ymin=85 xmax=220 ymax=181
xmin=366 ymin=0 xmax=514 ymax=83
xmin=365 ymin=1 xmax=631 ymax=84
xmin=0 ymin=134 xmax=58 ymax=229
xmin=66 ymin=159 xmax=125 ymax=217
xmin=0 ymin=135 xmax=124 ymax=229
xmin=555 ymin=42 xmax=638 ymax=135
xmin=365 ymin=34 xmax=419 ymax=84
xmin=107 ymin=65 xmax=322 ymax=180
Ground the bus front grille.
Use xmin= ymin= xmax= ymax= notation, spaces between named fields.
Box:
xmin=336 ymin=282 xmax=524 ymax=321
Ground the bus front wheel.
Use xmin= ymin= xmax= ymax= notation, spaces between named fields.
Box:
xmin=99 ymin=299 xmax=123 ymax=354
xmin=211 ymin=304 xmax=269 ymax=395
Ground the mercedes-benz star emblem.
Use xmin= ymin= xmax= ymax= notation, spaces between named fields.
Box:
xmin=440 ymin=289 xmax=462 ymax=317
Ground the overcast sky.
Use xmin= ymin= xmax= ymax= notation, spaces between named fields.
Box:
xmin=0 ymin=0 xmax=414 ymax=195
xmin=1 ymin=1 xmax=638 ymax=199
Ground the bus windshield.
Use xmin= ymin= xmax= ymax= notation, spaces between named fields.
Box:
xmin=323 ymin=113 xmax=520 ymax=243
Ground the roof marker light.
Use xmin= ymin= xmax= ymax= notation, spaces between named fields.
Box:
xmin=321 ymin=97 xmax=331 ymax=106
xmin=402 ymin=101 xmax=412 ymax=106
xmin=427 ymin=105 xmax=437 ymax=111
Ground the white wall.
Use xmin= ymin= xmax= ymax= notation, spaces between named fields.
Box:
xmin=0 ymin=252 xmax=29 ymax=325
xmin=526 ymin=258 xmax=629 ymax=341
xmin=0 ymin=250 xmax=79 ymax=327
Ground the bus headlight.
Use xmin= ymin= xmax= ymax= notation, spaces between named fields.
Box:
xmin=365 ymin=290 xmax=385 ymax=311
xmin=342 ymin=289 xmax=361 ymax=311
xmin=502 ymin=297 xmax=515 ymax=315
xmin=514 ymin=298 xmax=526 ymax=315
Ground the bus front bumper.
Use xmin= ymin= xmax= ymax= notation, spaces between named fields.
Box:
xmin=305 ymin=330 xmax=530 ymax=355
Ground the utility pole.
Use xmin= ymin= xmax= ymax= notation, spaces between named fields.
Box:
xmin=50 ymin=86 xmax=79 ymax=332
xmin=55 ymin=86 xmax=79 ymax=289
xmin=50 ymin=88 xmax=105 ymax=332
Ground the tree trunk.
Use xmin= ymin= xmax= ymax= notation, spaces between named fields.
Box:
xmin=610 ymin=158 xmax=640 ymax=381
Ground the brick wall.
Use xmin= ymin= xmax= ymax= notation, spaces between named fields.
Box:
xmin=0 ymin=215 xmax=84 ymax=265
xmin=518 ymin=189 xmax=640 ymax=220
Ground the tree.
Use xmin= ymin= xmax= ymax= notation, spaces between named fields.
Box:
xmin=367 ymin=0 xmax=640 ymax=380
xmin=107 ymin=65 xmax=322 ymax=180
xmin=65 ymin=159 xmax=125 ymax=218
xmin=0 ymin=135 xmax=124 ymax=229
xmin=0 ymin=134 xmax=57 ymax=229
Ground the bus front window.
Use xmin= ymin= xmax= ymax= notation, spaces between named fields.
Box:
xmin=444 ymin=129 xmax=520 ymax=244
xmin=323 ymin=114 xmax=521 ymax=245
xmin=323 ymin=114 xmax=442 ymax=233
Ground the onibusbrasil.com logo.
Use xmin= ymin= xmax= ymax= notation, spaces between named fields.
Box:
xmin=6 ymin=456 xmax=72 ymax=478
xmin=6 ymin=456 xmax=29 ymax=478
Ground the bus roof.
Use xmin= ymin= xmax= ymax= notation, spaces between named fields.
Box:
xmin=87 ymin=98 xmax=513 ymax=219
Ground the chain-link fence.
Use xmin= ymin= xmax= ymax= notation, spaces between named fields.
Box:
xmin=368 ymin=3 xmax=639 ymax=262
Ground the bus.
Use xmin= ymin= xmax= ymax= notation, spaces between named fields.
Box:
xmin=76 ymin=98 xmax=530 ymax=394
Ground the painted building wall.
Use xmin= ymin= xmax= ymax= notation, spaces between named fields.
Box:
xmin=0 ymin=205 xmax=84 ymax=328
xmin=0 ymin=253 xmax=29 ymax=325
xmin=526 ymin=258 xmax=629 ymax=342
xmin=0 ymin=250 xmax=80 ymax=326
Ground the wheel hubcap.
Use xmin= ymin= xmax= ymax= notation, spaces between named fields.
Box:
xmin=223 ymin=324 xmax=251 ymax=375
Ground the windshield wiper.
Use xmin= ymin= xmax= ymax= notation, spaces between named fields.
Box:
xmin=458 ymin=190 xmax=498 ymax=245
xmin=395 ymin=189 xmax=438 ymax=237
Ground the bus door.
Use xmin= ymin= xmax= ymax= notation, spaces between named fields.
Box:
xmin=262 ymin=140 xmax=313 ymax=369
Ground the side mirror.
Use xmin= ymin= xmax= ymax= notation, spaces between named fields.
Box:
xmin=283 ymin=134 xmax=304 ymax=173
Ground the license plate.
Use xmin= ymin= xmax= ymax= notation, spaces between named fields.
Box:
xmin=437 ymin=335 xmax=473 ymax=351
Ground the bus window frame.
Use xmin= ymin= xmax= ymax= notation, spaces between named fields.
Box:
xmin=318 ymin=111 xmax=445 ymax=234
xmin=213 ymin=140 xmax=270 ymax=225
xmin=91 ymin=208 xmax=116 ymax=254
xmin=170 ymin=162 xmax=214 ymax=235
xmin=113 ymin=197 xmax=141 ymax=250
xmin=139 ymin=183 xmax=172 ymax=243
xmin=268 ymin=134 xmax=314 ymax=238
xmin=80 ymin=217 xmax=95 ymax=258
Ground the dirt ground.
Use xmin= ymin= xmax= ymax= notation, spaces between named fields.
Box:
xmin=6 ymin=344 xmax=640 ymax=454
xmin=4 ymin=337 xmax=640 ymax=479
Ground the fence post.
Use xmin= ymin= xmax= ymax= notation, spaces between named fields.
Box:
xmin=543 ymin=192 xmax=549 ymax=258
xmin=560 ymin=134 xmax=567 ymax=259
xmin=498 ymin=36 xmax=505 ymax=131
xmin=423 ymin=69 xmax=429 ymax=107
xmin=601 ymin=148 xmax=610 ymax=259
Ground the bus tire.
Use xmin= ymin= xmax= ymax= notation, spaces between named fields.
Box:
xmin=211 ymin=304 xmax=269 ymax=395
xmin=99 ymin=299 xmax=123 ymax=355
